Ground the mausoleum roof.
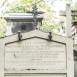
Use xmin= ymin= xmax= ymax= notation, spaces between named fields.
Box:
xmin=4 ymin=13 xmax=43 ymax=21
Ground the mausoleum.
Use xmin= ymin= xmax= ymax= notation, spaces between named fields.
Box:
xmin=4 ymin=13 xmax=43 ymax=36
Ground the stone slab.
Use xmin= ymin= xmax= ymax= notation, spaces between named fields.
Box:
xmin=5 ymin=74 xmax=66 ymax=77
xmin=5 ymin=38 xmax=66 ymax=73
xmin=0 ymin=30 xmax=74 ymax=77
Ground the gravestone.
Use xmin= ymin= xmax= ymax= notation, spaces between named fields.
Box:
xmin=0 ymin=30 xmax=74 ymax=77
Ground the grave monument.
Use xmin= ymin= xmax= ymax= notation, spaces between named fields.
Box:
xmin=0 ymin=2 xmax=74 ymax=77
xmin=4 ymin=4 xmax=44 ymax=36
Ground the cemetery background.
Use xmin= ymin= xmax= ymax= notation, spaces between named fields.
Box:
xmin=0 ymin=0 xmax=73 ymax=37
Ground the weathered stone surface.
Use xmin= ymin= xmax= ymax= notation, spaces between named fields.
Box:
xmin=5 ymin=74 xmax=66 ymax=77
xmin=5 ymin=38 xmax=66 ymax=73
xmin=0 ymin=30 xmax=74 ymax=77
xmin=4 ymin=13 xmax=43 ymax=36
xmin=59 ymin=4 xmax=72 ymax=37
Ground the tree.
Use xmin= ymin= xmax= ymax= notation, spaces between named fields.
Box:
xmin=0 ymin=0 xmax=71 ymax=37
xmin=6 ymin=0 xmax=59 ymax=33
xmin=0 ymin=17 xmax=6 ymax=37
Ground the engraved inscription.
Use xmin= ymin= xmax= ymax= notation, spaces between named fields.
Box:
xmin=5 ymin=38 xmax=66 ymax=72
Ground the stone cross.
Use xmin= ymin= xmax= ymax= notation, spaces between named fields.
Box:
xmin=60 ymin=4 xmax=72 ymax=37
xmin=27 ymin=3 xmax=44 ymax=29
xmin=60 ymin=4 xmax=77 ymax=37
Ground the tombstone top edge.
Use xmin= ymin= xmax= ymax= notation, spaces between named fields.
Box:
xmin=3 ymin=30 xmax=72 ymax=40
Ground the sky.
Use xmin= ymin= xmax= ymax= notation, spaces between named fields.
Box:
xmin=0 ymin=0 xmax=16 ymax=16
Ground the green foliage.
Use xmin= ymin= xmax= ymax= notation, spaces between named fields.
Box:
xmin=6 ymin=0 xmax=45 ymax=13
xmin=5 ymin=0 xmax=60 ymax=33
xmin=0 ymin=0 xmax=67 ymax=37
xmin=72 ymin=3 xmax=77 ymax=10
xmin=0 ymin=18 xmax=6 ymax=37
xmin=65 ymin=0 xmax=72 ymax=1
xmin=71 ymin=3 xmax=77 ymax=22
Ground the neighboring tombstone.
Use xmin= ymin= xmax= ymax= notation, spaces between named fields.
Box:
xmin=72 ymin=21 xmax=77 ymax=77
xmin=4 ymin=13 xmax=43 ymax=36
xmin=71 ymin=22 xmax=77 ymax=44
xmin=0 ymin=30 xmax=74 ymax=77
xmin=74 ymin=51 xmax=77 ymax=77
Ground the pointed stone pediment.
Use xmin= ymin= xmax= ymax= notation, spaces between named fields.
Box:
xmin=3 ymin=30 xmax=69 ymax=44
